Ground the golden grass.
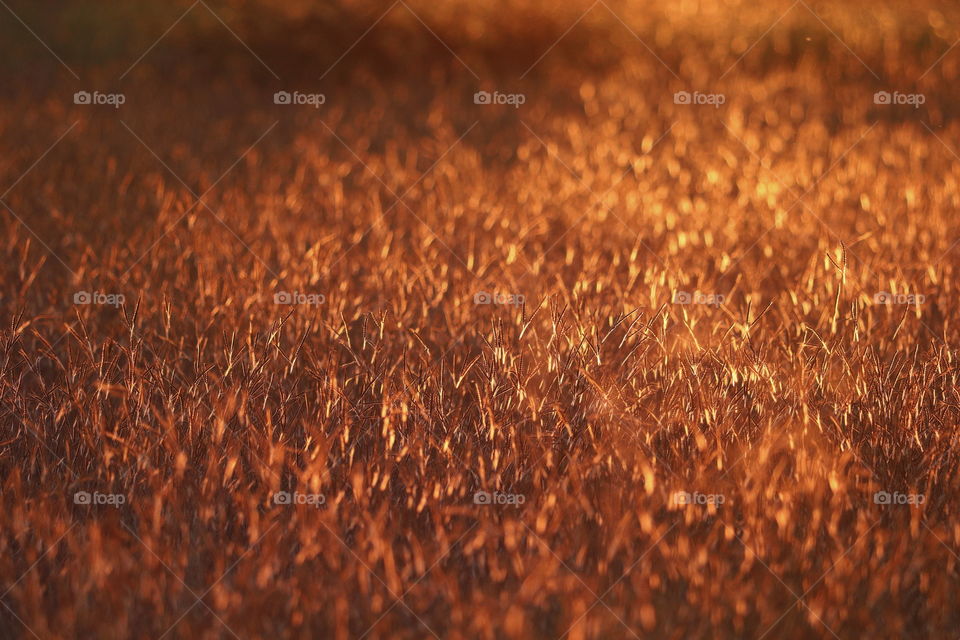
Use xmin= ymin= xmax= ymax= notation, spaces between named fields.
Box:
xmin=1 ymin=0 xmax=960 ymax=637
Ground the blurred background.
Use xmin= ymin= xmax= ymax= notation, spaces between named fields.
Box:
xmin=2 ymin=0 xmax=959 ymax=87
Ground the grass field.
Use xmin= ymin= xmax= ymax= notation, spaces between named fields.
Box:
xmin=2 ymin=1 xmax=960 ymax=638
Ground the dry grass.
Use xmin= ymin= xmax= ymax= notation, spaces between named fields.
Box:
xmin=2 ymin=1 xmax=960 ymax=638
